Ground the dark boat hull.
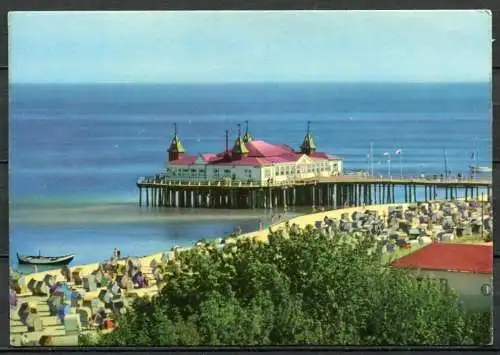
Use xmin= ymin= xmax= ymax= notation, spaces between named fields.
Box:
xmin=17 ymin=253 xmax=75 ymax=266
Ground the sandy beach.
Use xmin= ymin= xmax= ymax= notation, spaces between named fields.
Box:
xmin=16 ymin=194 xmax=491 ymax=284
xmin=16 ymin=202 xmax=412 ymax=284
xmin=10 ymin=197 xmax=492 ymax=346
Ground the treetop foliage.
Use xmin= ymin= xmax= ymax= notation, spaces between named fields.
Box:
xmin=82 ymin=227 xmax=491 ymax=346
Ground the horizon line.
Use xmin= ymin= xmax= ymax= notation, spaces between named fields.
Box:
xmin=9 ymin=80 xmax=491 ymax=86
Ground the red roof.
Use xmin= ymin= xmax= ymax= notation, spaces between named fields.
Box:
xmin=391 ymin=243 xmax=492 ymax=274
xmin=168 ymin=139 xmax=342 ymax=167
xmin=245 ymin=140 xmax=294 ymax=157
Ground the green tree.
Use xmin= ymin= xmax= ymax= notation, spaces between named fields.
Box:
xmin=83 ymin=227 xmax=491 ymax=346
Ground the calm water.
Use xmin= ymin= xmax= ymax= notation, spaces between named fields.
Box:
xmin=9 ymin=83 xmax=492 ymax=269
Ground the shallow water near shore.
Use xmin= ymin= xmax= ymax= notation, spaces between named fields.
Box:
xmin=11 ymin=201 xmax=303 ymax=272
xmin=10 ymin=83 xmax=491 ymax=271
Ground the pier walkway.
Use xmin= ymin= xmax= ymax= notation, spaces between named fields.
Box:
xmin=136 ymin=175 xmax=491 ymax=209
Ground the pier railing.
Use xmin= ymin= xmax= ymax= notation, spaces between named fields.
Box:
xmin=137 ymin=175 xmax=492 ymax=188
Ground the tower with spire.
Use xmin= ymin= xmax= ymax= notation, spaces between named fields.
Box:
xmin=300 ymin=121 xmax=317 ymax=156
xmin=167 ymin=123 xmax=186 ymax=162
xmin=231 ymin=123 xmax=249 ymax=160
xmin=242 ymin=120 xmax=253 ymax=143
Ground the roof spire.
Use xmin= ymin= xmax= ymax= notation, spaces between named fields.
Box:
xmin=168 ymin=122 xmax=185 ymax=154
xmin=242 ymin=120 xmax=253 ymax=143
xmin=300 ymin=120 xmax=316 ymax=155
xmin=167 ymin=122 xmax=185 ymax=161
xmin=232 ymin=123 xmax=249 ymax=157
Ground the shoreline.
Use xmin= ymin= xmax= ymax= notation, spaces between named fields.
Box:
xmin=14 ymin=196 xmax=490 ymax=284
xmin=13 ymin=202 xmax=412 ymax=283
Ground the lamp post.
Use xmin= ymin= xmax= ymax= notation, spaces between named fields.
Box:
xmin=383 ymin=152 xmax=391 ymax=177
xmin=370 ymin=142 xmax=374 ymax=176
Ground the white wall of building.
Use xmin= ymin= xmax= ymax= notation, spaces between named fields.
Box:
xmin=418 ymin=269 xmax=492 ymax=311
xmin=165 ymin=154 xmax=343 ymax=184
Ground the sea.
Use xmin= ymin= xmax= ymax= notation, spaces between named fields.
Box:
xmin=9 ymin=82 xmax=492 ymax=272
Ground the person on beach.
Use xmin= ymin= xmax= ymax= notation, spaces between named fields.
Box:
xmin=258 ymin=219 xmax=263 ymax=231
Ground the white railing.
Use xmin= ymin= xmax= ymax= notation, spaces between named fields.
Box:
xmin=137 ymin=174 xmax=491 ymax=187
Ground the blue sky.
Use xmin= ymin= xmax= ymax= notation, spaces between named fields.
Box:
xmin=9 ymin=10 xmax=492 ymax=84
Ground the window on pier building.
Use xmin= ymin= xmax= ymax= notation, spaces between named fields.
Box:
xmin=213 ymin=169 xmax=220 ymax=178
xmin=264 ymin=169 xmax=270 ymax=178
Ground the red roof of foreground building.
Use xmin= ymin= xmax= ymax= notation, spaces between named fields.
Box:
xmin=391 ymin=243 xmax=492 ymax=274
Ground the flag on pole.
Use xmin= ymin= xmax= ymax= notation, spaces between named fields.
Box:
xmin=395 ymin=149 xmax=402 ymax=155
xmin=471 ymin=152 xmax=475 ymax=159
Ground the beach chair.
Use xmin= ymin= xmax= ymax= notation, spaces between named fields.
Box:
xmin=64 ymin=314 xmax=82 ymax=335
xmin=70 ymin=291 xmax=82 ymax=308
xmin=98 ymin=289 xmax=114 ymax=304
xmin=17 ymin=302 xmax=30 ymax=323
xmin=27 ymin=279 xmax=37 ymax=294
xmin=10 ymin=278 xmax=22 ymax=294
xmin=108 ymin=282 xmax=121 ymax=298
xmin=94 ymin=271 xmax=104 ymax=287
xmin=24 ymin=313 xmax=43 ymax=332
xmin=71 ymin=269 xmax=83 ymax=286
xmin=61 ymin=266 xmax=71 ymax=283
xmin=56 ymin=303 xmax=71 ymax=324
xmin=150 ymin=259 xmax=159 ymax=270
xmin=33 ymin=315 xmax=44 ymax=332
xmin=48 ymin=293 xmax=64 ymax=315
xmin=76 ymin=307 xmax=92 ymax=328
xmin=43 ymin=274 xmax=56 ymax=287
xmin=81 ymin=298 xmax=101 ymax=315
xmin=82 ymin=275 xmax=97 ymax=292
xmin=109 ymin=298 xmax=125 ymax=314
xmin=34 ymin=281 xmax=49 ymax=296
xmin=122 ymin=278 xmax=134 ymax=291
xmin=160 ymin=252 xmax=170 ymax=263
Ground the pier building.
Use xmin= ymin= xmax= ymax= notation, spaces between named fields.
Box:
xmin=137 ymin=122 xmax=491 ymax=209
xmin=165 ymin=121 xmax=344 ymax=184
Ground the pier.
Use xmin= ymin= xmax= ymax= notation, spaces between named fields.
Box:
xmin=136 ymin=176 xmax=492 ymax=209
